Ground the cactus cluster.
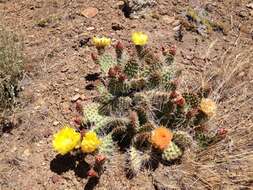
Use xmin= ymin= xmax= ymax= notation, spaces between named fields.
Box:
xmin=52 ymin=33 xmax=219 ymax=179
xmin=79 ymin=33 xmax=217 ymax=177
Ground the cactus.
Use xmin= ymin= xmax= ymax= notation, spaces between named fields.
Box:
xmin=162 ymin=142 xmax=182 ymax=161
xmin=52 ymin=33 xmax=218 ymax=181
xmin=182 ymin=92 xmax=200 ymax=109
xmin=172 ymin=131 xmax=193 ymax=149
xmin=127 ymin=146 xmax=146 ymax=175
xmin=99 ymin=54 xmax=117 ymax=74
xmin=83 ymin=103 xmax=112 ymax=133
xmin=124 ymin=58 xmax=139 ymax=78
xmin=98 ymin=134 xmax=115 ymax=156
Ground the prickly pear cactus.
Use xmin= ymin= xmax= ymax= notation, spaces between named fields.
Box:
xmin=80 ymin=35 xmax=218 ymax=177
xmin=53 ymin=33 xmax=218 ymax=180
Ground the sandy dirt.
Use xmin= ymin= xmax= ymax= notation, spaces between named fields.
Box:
xmin=0 ymin=0 xmax=252 ymax=189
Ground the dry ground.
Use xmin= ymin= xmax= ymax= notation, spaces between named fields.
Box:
xmin=0 ymin=0 xmax=253 ymax=189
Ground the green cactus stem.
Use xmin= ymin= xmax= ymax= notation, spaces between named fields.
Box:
xmin=162 ymin=142 xmax=182 ymax=161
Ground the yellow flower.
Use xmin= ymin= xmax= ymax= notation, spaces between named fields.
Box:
xmin=131 ymin=32 xmax=148 ymax=46
xmin=53 ymin=126 xmax=81 ymax=155
xmin=200 ymin=98 xmax=217 ymax=117
xmin=92 ymin=36 xmax=111 ymax=48
xmin=81 ymin=131 xmax=101 ymax=153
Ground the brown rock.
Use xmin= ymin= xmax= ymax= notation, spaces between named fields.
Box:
xmin=81 ymin=7 xmax=98 ymax=18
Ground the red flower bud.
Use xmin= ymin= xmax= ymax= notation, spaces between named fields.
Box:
xmin=95 ymin=155 xmax=106 ymax=164
xmin=118 ymin=73 xmax=127 ymax=81
xmin=174 ymin=96 xmax=185 ymax=107
xmin=169 ymin=45 xmax=177 ymax=56
xmin=108 ymin=67 xmax=117 ymax=77
xmin=91 ymin=53 xmax=98 ymax=62
xmin=73 ymin=116 xmax=82 ymax=125
xmin=217 ymin=128 xmax=228 ymax=136
xmin=170 ymin=91 xmax=179 ymax=99
xmin=115 ymin=41 xmax=124 ymax=50
xmin=87 ymin=169 xmax=98 ymax=178
xmin=76 ymin=101 xmax=83 ymax=113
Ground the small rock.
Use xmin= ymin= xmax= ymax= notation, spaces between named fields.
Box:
xmin=238 ymin=71 xmax=245 ymax=77
xmin=81 ymin=7 xmax=98 ymax=18
xmin=22 ymin=149 xmax=31 ymax=158
xmin=162 ymin=15 xmax=175 ymax=24
xmin=86 ymin=27 xmax=95 ymax=31
xmin=71 ymin=94 xmax=81 ymax=102
xmin=173 ymin=25 xmax=181 ymax=31
xmin=61 ymin=66 xmax=69 ymax=73
xmin=117 ymin=0 xmax=125 ymax=8
xmin=53 ymin=121 xmax=59 ymax=126
xmin=238 ymin=10 xmax=249 ymax=18
xmin=246 ymin=3 xmax=253 ymax=9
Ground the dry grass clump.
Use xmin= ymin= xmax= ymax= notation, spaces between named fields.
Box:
xmin=167 ymin=39 xmax=253 ymax=189
xmin=0 ymin=25 xmax=23 ymax=113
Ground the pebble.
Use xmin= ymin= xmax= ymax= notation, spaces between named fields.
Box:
xmin=246 ymin=3 xmax=253 ymax=9
xmin=53 ymin=121 xmax=59 ymax=126
xmin=238 ymin=10 xmax=249 ymax=18
xmin=22 ymin=149 xmax=31 ymax=158
xmin=173 ymin=25 xmax=181 ymax=31
xmin=86 ymin=27 xmax=95 ymax=31
xmin=81 ymin=7 xmax=98 ymax=18
xmin=71 ymin=94 xmax=81 ymax=102
xmin=61 ymin=66 xmax=69 ymax=73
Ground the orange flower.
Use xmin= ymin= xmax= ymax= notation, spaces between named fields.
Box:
xmin=150 ymin=127 xmax=173 ymax=150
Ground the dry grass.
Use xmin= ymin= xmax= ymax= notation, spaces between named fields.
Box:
xmin=173 ymin=37 xmax=253 ymax=189
xmin=0 ymin=26 xmax=23 ymax=114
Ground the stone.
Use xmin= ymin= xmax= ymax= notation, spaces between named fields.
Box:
xmin=71 ymin=94 xmax=81 ymax=102
xmin=81 ymin=7 xmax=98 ymax=18
xmin=53 ymin=121 xmax=59 ymax=126
xmin=246 ymin=3 xmax=253 ymax=9
xmin=61 ymin=66 xmax=69 ymax=73
xmin=86 ymin=27 xmax=95 ymax=31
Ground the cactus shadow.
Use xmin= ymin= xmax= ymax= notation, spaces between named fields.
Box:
xmin=50 ymin=154 xmax=76 ymax=174
xmin=50 ymin=154 xmax=90 ymax=179
xmin=160 ymin=158 xmax=182 ymax=166
xmin=85 ymin=73 xmax=101 ymax=81
xmin=74 ymin=160 xmax=90 ymax=178
xmin=84 ymin=177 xmax=99 ymax=190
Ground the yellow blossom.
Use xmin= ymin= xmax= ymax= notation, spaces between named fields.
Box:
xmin=200 ymin=98 xmax=217 ymax=117
xmin=131 ymin=32 xmax=148 ymax=46
xmin=81 ymin=131 xmax=101 ymax=153
xmin=92 ymin=36 xmax=111 ymax=48
xmin=53 ymin=126 xmax=81 ymax=155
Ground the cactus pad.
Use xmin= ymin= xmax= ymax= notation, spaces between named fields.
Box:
xmin=99 ymin=54 xmax=117 ymax=74
xmin=162 ymin=142 xmax=182 ymax=161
